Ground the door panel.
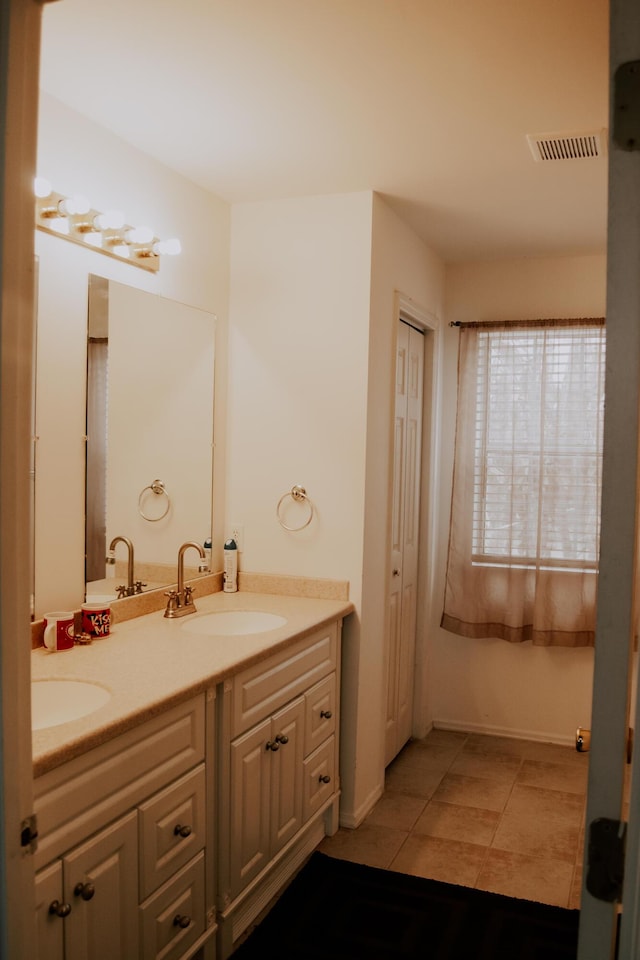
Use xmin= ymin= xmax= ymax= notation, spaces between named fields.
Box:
xmin=385 ymin=321 xmax=424 ymax=766
xmin=577 ymin=3 xmax=640 ymax=956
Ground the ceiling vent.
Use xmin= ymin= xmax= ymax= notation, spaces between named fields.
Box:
xmin=526 ymin=130 xmax=607 ymax=162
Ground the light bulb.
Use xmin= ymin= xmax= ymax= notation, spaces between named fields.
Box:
xmin=58 ymin=194 xmax=91 ymax=216
xmin=34 ymin=177 xmax=52 ymax=198
xmin=94 ymin=210 xmax=125 ymax=231
xmin=152 ymin=238 xmax=182 ymax=256
xmin=125 ymin=225 xmax=154 ymax=245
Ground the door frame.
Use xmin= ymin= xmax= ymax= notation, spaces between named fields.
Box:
xmin=391 ymin=293 xmax=442 ymax=743
xmin=0 ymin=0 xmax=44 ymax=956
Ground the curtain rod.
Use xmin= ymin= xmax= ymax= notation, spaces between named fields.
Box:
xmin=449 ymin=317 xmax=605 ymax=329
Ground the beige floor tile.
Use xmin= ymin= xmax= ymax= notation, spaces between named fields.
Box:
xmin=391 ymin=833 xmax=488 ymax=887
xmin=421 ymin=729 xmax=468 ymax=748
xmin=491 ymin=808 xmax=581 ymax=863
xmin=517 ymin=758 xmax=588 ymax=795
xmin=413 ymin=800 xmax=500 ymax=846
xmin=477 ymin=848 xmax=574 ymax=907
xmin=366 ymin=792 xmax=428 ymax=831
xmin=431 ymin=772 xmax=513 ymax=812
xmin=462 ymin=734 xmax=529 ymax=757
xmin=449 ymin=752 xmax=522 ymax=784
xmin=398 ymin=739 xmax=463 ymax=771
xmin=522 ymin=740 xmax=589 ymax=766
xmin=317 ymin=822 xmax=408 ymax=870
xmin=384 ymin=761 xmax=445 ymax=798
xmin=503 ymin=782 xmax=585 ymax=826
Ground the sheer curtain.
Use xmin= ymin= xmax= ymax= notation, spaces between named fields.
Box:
xmin=441 ymin=318 xmax=605 ymax=647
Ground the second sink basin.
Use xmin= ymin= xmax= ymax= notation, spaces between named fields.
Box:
xmin=182 ymin=610 xmax=287 ymax=637
xmin=32 ymin=679 xmax=112 ymax=730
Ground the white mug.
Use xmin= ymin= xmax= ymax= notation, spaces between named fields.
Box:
xmin=43 ymin=611 xmax=75 ymax=652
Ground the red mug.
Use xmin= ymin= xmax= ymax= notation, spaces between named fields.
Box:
xmin=43 ymin=611 xmax=75 ymax=652
xmin=81 ymin=602 xmax=111 ymax=638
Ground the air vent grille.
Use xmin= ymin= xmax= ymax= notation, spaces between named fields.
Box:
xmin=526 ymin=130 xmax=606 ymax=162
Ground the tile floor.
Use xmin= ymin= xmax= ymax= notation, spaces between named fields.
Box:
xmin=319 ymin=729 xmax=594 ymax=910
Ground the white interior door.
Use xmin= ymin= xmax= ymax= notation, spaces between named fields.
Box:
xmin=385 ymin=320 xmax=424 ymax=766
xmin=577 ymin=2 xmax=640 ymax=957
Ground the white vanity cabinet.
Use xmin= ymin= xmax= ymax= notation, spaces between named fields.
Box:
xmin=34 ymin=694 xmax=216 ymax=960
xmin=216 ymin=620 xmax=342 ymax=958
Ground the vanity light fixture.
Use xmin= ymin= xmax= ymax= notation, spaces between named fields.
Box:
xmin=34 ymin=179 xmax=181 ymax=273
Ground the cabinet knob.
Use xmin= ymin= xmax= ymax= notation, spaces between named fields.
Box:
xmin=73 ymin=881 xmax=95 ymax=901
xmin=320 ymin=709 xmax=332 ymax=719
xmin=48 ymin=900 xmax=71 ymax=918
xmin=275 ymin=733 xmax=289 ymax=745
xmin=319 ymin=774 xmax=331 ymax=784
xmin=173 ymin=824 xmax=192 ymax=839
xmin=265 ymin=740 xmax=280 ymax=751
xmin=173 ymin=915 xmax=191 ymax=929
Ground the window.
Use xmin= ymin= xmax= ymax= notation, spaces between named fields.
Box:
xmin=472 ymin=324 xmax=605 ymax=569
xmin=441 ymin=318 xmax=605 ymax=647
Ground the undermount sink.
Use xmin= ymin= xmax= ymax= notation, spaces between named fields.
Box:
xmin=182 ymin=610 xmax=287 ymax=637
xmin=32 ymin=679 xmax=112 ymax=730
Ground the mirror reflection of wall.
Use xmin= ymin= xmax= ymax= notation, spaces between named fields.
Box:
xmin=85 ymin=276 xmax=215 ymax=601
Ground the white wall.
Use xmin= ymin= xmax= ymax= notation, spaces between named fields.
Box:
xmin=227 ymin=191 xmax=446 ymax=823
xmin=34 ymin=94 xmax=229 ymax=616
xmin=432 ymin=254 xmax=606 ymax=743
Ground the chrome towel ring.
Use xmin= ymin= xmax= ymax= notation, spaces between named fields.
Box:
xmin=138 ymin=479 xmax=171 ymax=522
xmin=277 ymin=484 xmax=315 ymax=531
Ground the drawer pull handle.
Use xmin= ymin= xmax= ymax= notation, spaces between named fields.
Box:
xmin=49 ymin=900 xmax=71 ymax=918
xmin=266 ymin=740 xmax=280 ymax=751
xmin=74 ymin=882 xmax=95 ymax=901
xmin=174 ymin=824 xmax=192 ymax=839
xmin=320 ymin=709 xmax=332 ymax=719
xmin=319 ymin=774 xmax=331 ymax=784
xmin=275 ymin=733 xmax=289 ymax=745
xmin=173 ymin=914 xmax=191 ymax=929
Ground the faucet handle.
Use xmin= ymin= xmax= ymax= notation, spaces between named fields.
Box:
xmin=134 ymin=580 xmax=147 ymax=594
xmin=116 ymin=585 xmax=128 ymax=600
xmin=164 ymin=589 xmax=179 ymax=607
xmin=184 ymin=585 xmax=195 ymax=606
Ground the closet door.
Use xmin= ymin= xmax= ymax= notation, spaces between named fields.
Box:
xmin=385 ymin=321 xmax=424 ymax=767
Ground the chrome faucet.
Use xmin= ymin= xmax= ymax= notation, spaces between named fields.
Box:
xmin=107 ymin=536 xmax=135 ymax=597
xmin=164 ymin=541 xmax=207 ymax=618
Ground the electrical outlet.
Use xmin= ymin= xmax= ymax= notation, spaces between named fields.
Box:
xmin=230 ymin=523 xmax=244 ymax=552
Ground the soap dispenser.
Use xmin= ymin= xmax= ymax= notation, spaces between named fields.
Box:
xmin=223 ymin=538 xmax=238 ymax=593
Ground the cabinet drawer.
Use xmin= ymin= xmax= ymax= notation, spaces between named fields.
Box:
xmin=139 ymin=765 xmax=206 ymax=900
xmin=34 ymin=696 xmax=205 ymax=870
xmin=231 ymin=623 xmax=337 ymax=737
xmin=140 ymin=852 xmax=205 ymax=960
xmin=304 ymin=674 xmax=336 ymax=757
xmin=302 ymin=736 xmax=336 ymax=823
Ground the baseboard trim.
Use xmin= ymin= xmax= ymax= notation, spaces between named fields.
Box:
xmin=338 ymin=781 xmax=384 ymax=829
xmin=433 ymin=718 xmax=577 ymax=748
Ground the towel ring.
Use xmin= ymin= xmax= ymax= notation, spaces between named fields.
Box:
xmin=138 ymin=479 xmax=171 ymax=522
xmin=277 ymin=484 xmax=315 ymax=532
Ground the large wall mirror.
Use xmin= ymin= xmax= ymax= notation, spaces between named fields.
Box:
xmin=33 ymin=259 xmax=215 ymax=618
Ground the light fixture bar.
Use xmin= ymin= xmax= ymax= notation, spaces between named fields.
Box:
xmin=34 ymin=184 xmax=181 ymax=273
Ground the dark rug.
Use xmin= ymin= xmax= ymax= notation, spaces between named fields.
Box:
xmin=231 ymin=852 xmax=579 ymax=959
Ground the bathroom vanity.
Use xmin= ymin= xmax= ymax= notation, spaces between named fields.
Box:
xmin=31 ymin=590 xmax=352 ymax=960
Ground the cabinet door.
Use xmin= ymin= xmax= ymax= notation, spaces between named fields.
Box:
xmin=270 ymin=697 xmax=304 ymax=856
xmin=35 ymin=861 xmax=65 ymax=960
xmin=230 ymin=718 xmax=271 ymax=898
xmin=63 ymin=811 xmax=138 ymax=960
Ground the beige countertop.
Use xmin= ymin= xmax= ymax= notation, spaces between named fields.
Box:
xmin=32 ymin=590 xmax=353 ymax=777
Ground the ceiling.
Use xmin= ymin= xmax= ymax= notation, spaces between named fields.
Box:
xmin=38 ymin=0 xmax=609 ymax=263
